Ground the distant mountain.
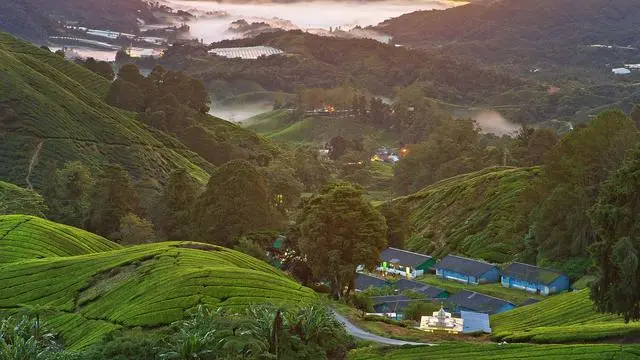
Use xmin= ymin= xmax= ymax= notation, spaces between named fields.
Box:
xmin=375 ymin=0 xmax=640 ymax=70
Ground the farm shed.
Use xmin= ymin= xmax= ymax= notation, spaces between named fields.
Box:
xmin=448 ymin=290 xmax=515 ymax=315
xmin=378 ymin=247 xmax=435 ymax=279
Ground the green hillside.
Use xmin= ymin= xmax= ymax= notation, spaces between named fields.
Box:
xmin=390 ymin=167 xmax=538 ymax=263
xmin=0 ymin=215 xmax=121 ymax=263
xmin=491 ymin=289 xmax=640 ymax=343
xmin=0 ymin=237 xmax=316 ymax=349
xmin=0 ymin=181 xmax=46 ymax=216
xmin=0 ymin=31 xmax=212 ymax=188
xmin=348 ymin=343 xmax=640 ymax=360
xmin=246 ymin=110 xmax=394 ymax=145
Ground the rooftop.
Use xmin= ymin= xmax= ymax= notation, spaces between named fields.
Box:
xmin=448 ymin=290 xmax=515 ymax=315
xmin=208 ymin=46 xmax=284 ymax=59
xmin=394 ymin=278 xmax=446 ymax=298
xmin=436 ymin=255 xmax=497 ymax=277
xmin=460 ymin=311 xmax=491 ymax=333
xmin=380 ymin=247 xmax=432 ymax=267
xmin=355 ymin=273 xmax=388 ymax=291
xmin=502 ymin=262 xmax=565 ymax=285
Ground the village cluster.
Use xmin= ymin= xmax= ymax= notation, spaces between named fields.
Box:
xmin=355 ymin=248 xmax=570 ymax=335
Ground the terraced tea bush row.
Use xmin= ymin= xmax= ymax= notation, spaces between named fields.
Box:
xmin=348 ymin=343 xmax=640 ymax=360
xmin=0 ymin=241 xmax=316 ymax=349
xmin=491 ymin=290 xmax=640 ymax=342
xmin=0 ymin=215 xmax=121 ymax=263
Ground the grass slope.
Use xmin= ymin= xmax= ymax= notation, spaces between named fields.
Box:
xmin=348 ymin=343 xmax=640 ymax=360
xmin=0 ymin=239 xmax=316 ymax=349
xmin=392 ymin=167 xmax=538 ymax=263
xmin=0 ymin=215 xmax=121 ymax=263
xmin=245 ymin=110 xmax=394 ymax=145
xmin=0 ymin=181 xmax=46 ymax=217
xmin=0 ymin=31 xmax=212 ymax=188
xmin=491 ymin=289 xmax=640 ymax=343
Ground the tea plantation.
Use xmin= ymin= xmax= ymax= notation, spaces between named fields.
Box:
xmin=0 ymin=181 xmax=46 ymax=216
xmin=492 ymin=289 xmax=640 ymax=343
xmin=0 ymin=220 xmax=316 ymax=350
xmin=0 ymin=31 xmax=213 ymax=187
xmin=348 ymin=343 xmax=640 ymax=360
xmin=391 ymin=167 xmax=538 ymax=263
xmin=0 ymin=215 xmax=121 ymax=263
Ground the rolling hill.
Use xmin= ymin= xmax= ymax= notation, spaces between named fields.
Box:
xmin=389 ymin=167 xmax=539 ymax=263
xmin=348 ymin=342 xmax=640 ymax=360
xmin=0 ymin=31 xmax=213 ymax=189
xmin=245 ymin=109 xmax=395 ymax=145
xmin=0 ymin=215 xmax=121 ymax=263
xmin=0 ymin=218 xmax=316 ymax=350
xmin=0 ymin=181 xmax=46 ymax=216
xmin=491 ymin=289 xmax=640 ymax=343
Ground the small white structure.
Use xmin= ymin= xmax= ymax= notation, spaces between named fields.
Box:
xmin=208 ymin=46 xmax=283 ymax=59
xmin=612 ymin=68 xmax=632 ymax=75
xmin=419 ymin=307 xmax=464 ymax=334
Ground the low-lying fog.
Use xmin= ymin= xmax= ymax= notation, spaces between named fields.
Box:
xmin=164 ymin=0 xmax=463 ymax=43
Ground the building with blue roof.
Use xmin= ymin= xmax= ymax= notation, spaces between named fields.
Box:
xmin=435 ymin=255 xmax=500 ymax=285
xmin=501 ymin=262 xmax=570 ymax=296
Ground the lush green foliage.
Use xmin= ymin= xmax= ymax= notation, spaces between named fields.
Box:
xmin=491 ymin=290 xmax=640 ymax=343
xmin=194 ymin=160 xmax=280 ymax=247
xmin=590 ymin=147 xmax=640 ymax=322
xmin=0 ymin=315 xmax=67 ymax=360
xmin=0 ymin=181 xmax=46 ymax=217
xmin=391 ymin=167 xmax=538 ymax=263
xmin=348 ymin=342 xmax=640 ymax=360
xmin=0 ymin=215 xmax=121 ymax=263
xmin=289 ymin=183 xmax=387 ymax=299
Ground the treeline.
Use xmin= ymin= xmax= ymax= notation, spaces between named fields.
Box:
xmin=42 ymin=144 xmax=329 ymax=248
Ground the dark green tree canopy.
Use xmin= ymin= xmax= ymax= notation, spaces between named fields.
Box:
xmin=292 ymin=182 xmax=387 ymax=299
xmin=590 ymin=147 xmax=640 ymax=323
xmin=194 ymin=160 xmax=280 ymax=247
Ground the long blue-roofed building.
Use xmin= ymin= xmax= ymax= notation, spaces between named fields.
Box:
xmin=435 ymin=255 xmax=500 ymax=285
xmin=501 ymin=262 xmax=570 ymax=296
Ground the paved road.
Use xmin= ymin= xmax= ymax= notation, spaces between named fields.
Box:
xmin=333 ymin=311 xmax=433 ymax=346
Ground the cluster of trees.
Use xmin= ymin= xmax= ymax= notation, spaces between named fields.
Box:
xmin=1 ymin=304 xmax=350 ymax=360
xmin=107 ymin=64 xmax=209 ymax=115
xmin=42 ymin=154 xmax=321 ymax=250
xmin=75 ymin=58 xmax=115 ymax=81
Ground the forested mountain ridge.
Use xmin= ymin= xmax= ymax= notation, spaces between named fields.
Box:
xmin=375 ymin=0 xmax=640 ymax=70
xmin=174 ymin=30 xmax=526 ymax=104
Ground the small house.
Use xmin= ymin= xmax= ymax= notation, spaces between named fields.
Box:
xmin=448 ymin=290 xmax=515 ymax=315
xmin=394 ymin=279 xmax=448 ymax=299
xmin=355 ymin=273 xmax=389 ymax=292
xmin=378 ymin=247 xmax=436 ymax=279
xmin=501 ymin=262 xmax=570 ymax=296
xmin=435 ymin=255 xmax=499 ymax=285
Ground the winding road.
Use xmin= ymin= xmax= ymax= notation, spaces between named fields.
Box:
xmin=333 ymin=311 xmax=433 ymax=346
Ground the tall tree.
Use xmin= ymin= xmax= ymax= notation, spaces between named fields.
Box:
xmin=86 ymin=164 xmax=139 ymax=239
xmin=291 ymin=183 xmax=387 ymax=299
xmin=158 ymin=169 xmax=199 ymax=240
xmin=193 ymin=160 xmax=279 ymax=247
xmin=45 ymin=161 xmax=93 ymax=228
xmin=589 ymin=148 xmax=640 ymax=323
